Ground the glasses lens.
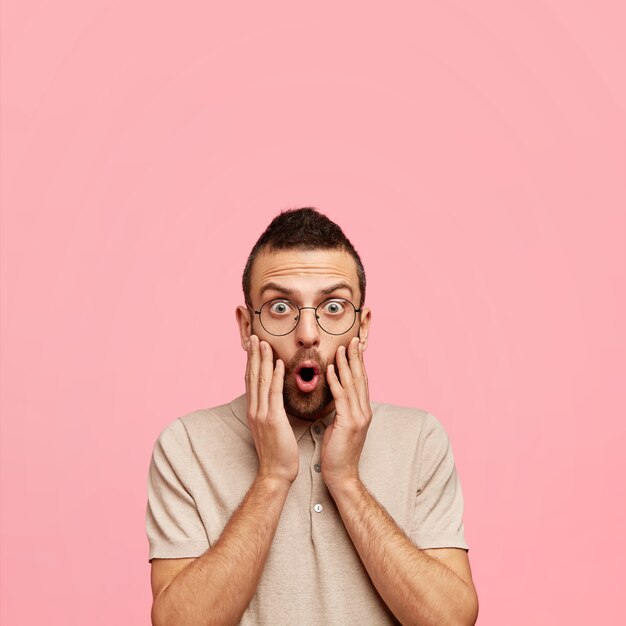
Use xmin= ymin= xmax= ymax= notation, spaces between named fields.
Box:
xmin=316 ymin=299 xmax=357 ymax=335
xmin=259 ymin=300 xmax=300 ymax=336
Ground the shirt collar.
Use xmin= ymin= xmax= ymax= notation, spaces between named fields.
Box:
xmin=230 ymin=393 xmax=336 ymax=442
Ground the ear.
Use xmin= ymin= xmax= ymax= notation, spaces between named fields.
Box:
xmin=235 ymin=305 xmax=253 ymax=351
xmin=357 ymin=306 xmax=371 ymax=351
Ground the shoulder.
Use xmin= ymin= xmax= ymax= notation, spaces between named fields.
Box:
xmin=177 ymin=400 xmax=233 ymax=431
xmin=152 ymin=398 xmax=244 ymax=453
xmin=369 ymin=400 xmax=443 ymax=435
xmin=367 ymin=401 xmax=454 ymax=462
xmin=154 ymin=397 xmax=254 ymax=469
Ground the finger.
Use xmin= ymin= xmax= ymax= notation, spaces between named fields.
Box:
xmin=268 ymin=358 xmax=285 ymax=418
xmin=347 ymin=336 xmax=369 ymax=412
xmin=326 ymin=363 xmax=351 ymax=416
xmin=244 ymin=335 xmax=253 ymax=382
xmin=336 ymin=343 xmax=363 ymax=421
xmin=257 ymin=340 xmax=274 ymax=418
xmin=246 ymin=335 xmax=260 ymax=417
xmin=359 ymin=341 xmax=371 ymax=407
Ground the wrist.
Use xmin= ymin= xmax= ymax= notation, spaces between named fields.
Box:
xmin=255 ymin=472 xmax=295 ymax=494
xmin=324 ymin=473 xmax=363 ymax=498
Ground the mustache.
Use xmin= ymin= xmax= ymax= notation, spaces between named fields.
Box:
xmin=283 ymin=349 xmax=330 ymax=374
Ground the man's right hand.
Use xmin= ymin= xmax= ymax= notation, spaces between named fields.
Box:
xmin=152 ymin=335 xmax=298 ymax=625
xmin=245 ymin=335 xmax=299 ymax=485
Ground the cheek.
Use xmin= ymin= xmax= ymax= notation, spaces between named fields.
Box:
xmin=266 ymin=340 xmax=294 ymax=364
xmin=324 ymin=339 xmax=348 ymax=364
xmin=326 ymin=334 xmax=358 ymax=362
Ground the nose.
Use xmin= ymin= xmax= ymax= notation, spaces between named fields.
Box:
xmin=294 ymin=307 xmax=321 ymax=348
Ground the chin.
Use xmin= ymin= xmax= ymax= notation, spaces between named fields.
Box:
xmin=283 ymin=384 xmax=333 ymax=421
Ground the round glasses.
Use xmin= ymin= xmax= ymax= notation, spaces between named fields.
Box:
xmin=251 ymin=298 xmax=362 ymax=336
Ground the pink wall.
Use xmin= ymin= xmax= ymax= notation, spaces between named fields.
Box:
xmin=1 ymin=2 xmax=624 ymax=624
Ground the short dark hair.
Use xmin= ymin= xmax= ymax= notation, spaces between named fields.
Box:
xmin=242 ymin=207 xmax=366 ymax=308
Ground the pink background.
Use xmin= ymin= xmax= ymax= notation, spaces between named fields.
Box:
xmin=1 ymin=1 xmax=625 ymax=624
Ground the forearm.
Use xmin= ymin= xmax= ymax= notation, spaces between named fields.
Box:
xmin=329 ymin=479 xmax=477 ymax=626
xmin=152 ymin=475 xmax=291 ymax=626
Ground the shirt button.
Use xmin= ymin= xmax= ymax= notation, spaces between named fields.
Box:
xmin=313 ymin=425 xmax=322 ymax=434
xmin=314 ymin=463 xmax=321 ymax=473
xmin=313 ymin=503 xmax=323 ymax=513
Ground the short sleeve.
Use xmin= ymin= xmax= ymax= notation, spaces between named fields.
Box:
xmin=409 ymin=413 xmax=469 ymax=551
xmin=145 ymin=418 xmax=210 ymax=562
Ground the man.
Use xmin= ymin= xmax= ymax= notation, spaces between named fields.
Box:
xmin=146 ymin=207 xmax=479 ymax=625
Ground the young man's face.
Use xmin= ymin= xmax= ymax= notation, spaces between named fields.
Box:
xmin=236 ymin=247 xmax=371 ymax=421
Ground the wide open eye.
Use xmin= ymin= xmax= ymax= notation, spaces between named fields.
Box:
xmin=268 ymin=300 xmax=296 ymax=316
xmin=321 ymin=299 xmax=347 ymax=315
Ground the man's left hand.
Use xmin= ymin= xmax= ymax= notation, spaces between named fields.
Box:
xmin=321 ymin=336 xmax=373 ymax=491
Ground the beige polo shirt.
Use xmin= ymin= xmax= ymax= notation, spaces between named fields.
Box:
xmin=146 ymin=394 xmax=468 ymax=625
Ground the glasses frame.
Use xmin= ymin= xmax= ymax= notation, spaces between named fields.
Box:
xmin=249 ymin=297 xmax=362 ymax=336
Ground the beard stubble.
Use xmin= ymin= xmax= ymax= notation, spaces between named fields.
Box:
xmin=282 ymin=348 xmax=334 ymax=420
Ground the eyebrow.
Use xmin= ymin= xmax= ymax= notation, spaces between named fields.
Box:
xmin=320 ymin=282 xmax=354 ymax=297
xmin=259 ymin=281 xmax=354 ymax=299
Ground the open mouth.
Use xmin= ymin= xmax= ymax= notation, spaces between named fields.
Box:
xmin=299 ymin=367 xmax=315 ymax=382
xmin=295 ymin=362 xmax=320 ymax=392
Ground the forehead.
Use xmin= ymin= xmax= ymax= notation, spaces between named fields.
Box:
xmin=250 ymin=248 xmax=360 ymax=298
